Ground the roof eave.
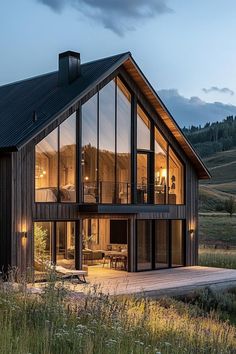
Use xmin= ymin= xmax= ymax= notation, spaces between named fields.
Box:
xmin=1 ymin=51 xmax=211 ymax=180
xmin=122 ymin=56 xmax=211 ymax=180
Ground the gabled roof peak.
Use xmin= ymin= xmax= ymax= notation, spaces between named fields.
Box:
xmin=0 ymin=51 xmax=209 ymax=179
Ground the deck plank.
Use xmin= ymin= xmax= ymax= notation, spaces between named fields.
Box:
xmin=32 ymin=266 xmax=236 ymax=297
xmin=81 ymin=266 xmax=236 ymax=296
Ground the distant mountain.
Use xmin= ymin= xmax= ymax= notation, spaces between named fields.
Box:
xmin=158 ymin=89 xmax=236 ymax=127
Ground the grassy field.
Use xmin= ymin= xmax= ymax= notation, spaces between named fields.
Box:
xmin=0 ymin=280 xmax=235 ymax=354
xmin=199 ymin=214 xmax=236 ymax=246
xmin=199 ymin=248 xmax=236 ymax=269
xmin=199 ymin=148 xmax=236 ymax=212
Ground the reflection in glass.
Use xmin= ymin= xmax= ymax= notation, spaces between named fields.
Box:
xmin=154 ymin=128 xmax=168 ymax=204
xmin=59 ymin=114 xmax=76 ymax=202
xmin=56 ymin=222 xmax=75 ymax=268
xmin=169 ymin=148 xmax=184 ymax=204
xmin=34 ymin=222 xmax=52 ymax=271
xmin=82 ymin=94 xmax=98 ymax=203
xmin=137 ymin=105 xmax=150 ymax=150
xmin=171 ymin=220 xmax=184 ymax=266
xmin=117 ymin=78 xmax=131 ymax=204
xmin=35 ymin=129 xmax=58 ymax=202
xmin=137 ymin=220 xmax=152 ymax=270
xmin=99 ymin=81 xmax=116 ymax=203
xmin=155 ymin=220 xmax=169 ymax=268
xmin=137 ymin=153 xmax=148 ymax=203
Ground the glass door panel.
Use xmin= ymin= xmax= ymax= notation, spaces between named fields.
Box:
xmin=155 ymin=220 xmax=169 ymax=269
xmin=137 ymin=220 xmax=152 ymax=271
xmin=56 ymin=222 xmax=75 ymax=268
xmin=34 ymin=222 xmax=53 ymax=271
xmin=137 ymin=153 xmax=149 ymax=204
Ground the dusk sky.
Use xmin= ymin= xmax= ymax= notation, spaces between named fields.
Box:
xmin=1 ymin=0 xmax=236 ymax=126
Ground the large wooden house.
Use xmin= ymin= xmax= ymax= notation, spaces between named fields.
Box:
xmin=0 ymin=51 xmax=210 ymax=277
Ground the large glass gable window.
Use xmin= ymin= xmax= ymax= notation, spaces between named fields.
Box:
xmin=154 ymin=128 xmax=167 ymax=204
xmin=117 ymin=78 xmax=131 ymax=204
xmin=82 ymin=77 xmax=131 ymax=204
xmin=35 ymin=112 xmax=76 ymax=202
xmin=60 ymin=114 xmax=76 ymax=202
xmin=35 ymin=130 xmax=58 ymax=202
xmin=137 ymin=105 xmax=151 ymax=150
xmin=99 ymin=81 xmax=116 ymax=203
xmin=169 ymin=148 xmax=184 ymax=204
xmin=82 ymin=94 xmax=98 ymax=203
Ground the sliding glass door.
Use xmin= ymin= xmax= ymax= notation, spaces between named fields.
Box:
xmin=34 ymin=221 xmax=76 ymax=271
xmin=136 ymin=220 xmax=185 ymax=271
xmin=155 ymin=220 xmax=169 ymax=269
xmin=137 ymin=220 xmax=152 ymax=270
xmin=56 ymin=222 xmax=75 ymax=268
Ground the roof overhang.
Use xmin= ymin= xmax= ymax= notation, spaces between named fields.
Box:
xmin=0 ymin=51 xmax=210 ymax=180
xmin=122 ymin=56 xmax=211 ymax=180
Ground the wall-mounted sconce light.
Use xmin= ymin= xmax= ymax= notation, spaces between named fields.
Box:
xmin=21 ymin=223 xmax=27 ymax=239
xmin=189 ymin=229 xmax=194 ymax=238
xmin=21 ymin=231 xmax=27 ymax=239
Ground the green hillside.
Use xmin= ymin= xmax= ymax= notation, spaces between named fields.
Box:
xmin=199 ymin=148 xmax=236 ymax=211
xmin=183 ymin=118 xmax=236 ymax=212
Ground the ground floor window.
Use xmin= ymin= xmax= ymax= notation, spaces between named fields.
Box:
xmin=136 ymin=219 xmax=185 ymax=271
xmin=82 ymin=219 xmax=128 ymax=271
xmin=33 ymin=218 xmax=185 ymax=275
xmin=34 ymin=221 xmax=75 ymax=273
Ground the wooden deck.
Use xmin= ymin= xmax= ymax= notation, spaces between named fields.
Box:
xmin=32 ymin=266 xmax=236 ymax=297
xmin=53 ymin=266 xmax=236 ymax=297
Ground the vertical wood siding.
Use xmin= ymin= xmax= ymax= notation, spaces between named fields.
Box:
xmin=0 ymin=154 xmax=12 ymax=271
xmin=1 ymin=66 xmax=200 ymax=273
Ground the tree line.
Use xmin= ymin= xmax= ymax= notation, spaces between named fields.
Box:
xmin=182 ymin=116 xmax=236 ymax=157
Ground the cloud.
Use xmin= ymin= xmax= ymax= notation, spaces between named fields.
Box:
xmin=36 ymin=0 xmax=173 ymax=35
xmin=202 ymin=86 xmax=234 ymax=96
xmin=158 ymin=89 xmax=236 ymax=127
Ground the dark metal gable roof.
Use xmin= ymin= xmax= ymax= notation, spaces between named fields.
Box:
xmin=0 ymin=52 xmax=129 ymax=151
xmin=0 ymin=51 xmax=209 ymax=179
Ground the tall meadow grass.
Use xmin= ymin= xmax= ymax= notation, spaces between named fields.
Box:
xmin=199 ymin=248 xmax=236 ymax=269
xmin=0 ymin=277 xmax=235 ymax=354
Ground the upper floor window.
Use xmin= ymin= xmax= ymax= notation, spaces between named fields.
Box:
xmin=35 ymin=113 xmax=76 ymax=202
xmin=99 ymin=80 xmax=116 ymax=203
xmin=81 ymin=94 xmax=98 ymax=203
xmin=117 ymin=78 xmax=131 ymax=204
xmin=59 ymin=114 xmax=76 ymax=202
xmin=35 ymin=76 xmax=184 ymax=205
xmin=82 ymin=78 xmax=131 ymax=204
xmin=137 ymin=105 xmax=151 ymax=150
xmin=154 ymin=128 xmax=168 ymax=204
xmin=169 ymin=147 xmax=184 ymax=204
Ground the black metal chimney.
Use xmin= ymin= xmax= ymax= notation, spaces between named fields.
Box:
xmin=58 ymin=51 xmax=81 ymax=86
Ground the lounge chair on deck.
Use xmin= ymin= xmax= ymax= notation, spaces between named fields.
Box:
xmin=34 ymin=258 xmax=88 ymax=284
xmin=54 ymin=265 xmax=88 ymax=284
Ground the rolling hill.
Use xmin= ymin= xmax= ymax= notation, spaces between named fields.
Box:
xmin=200 ymin=148 xmax=236 ymax=211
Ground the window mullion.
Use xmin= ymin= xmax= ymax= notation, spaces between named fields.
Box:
xmin=97 ymin=91 xmax=99 ymax=203
xmin=115 ymin=77 xmax=117 ymax=203
xmin=57 ymin=126 xmax=60 ymax=203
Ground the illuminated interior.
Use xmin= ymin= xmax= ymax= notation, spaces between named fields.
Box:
xmin=169 ymin=148 xmax=184 ymax=204
xmin=35 ymin=113 xmax=76 ymax=202
xmin=35 ymin=77 xmax=184 ymax=205
xmin=82 ymin=219 xmax=128 ymax=271
xmin=34 ymin=221 xmax=75 ymax=272
xmin=154 ymin=128 xmax=168 ymax=204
